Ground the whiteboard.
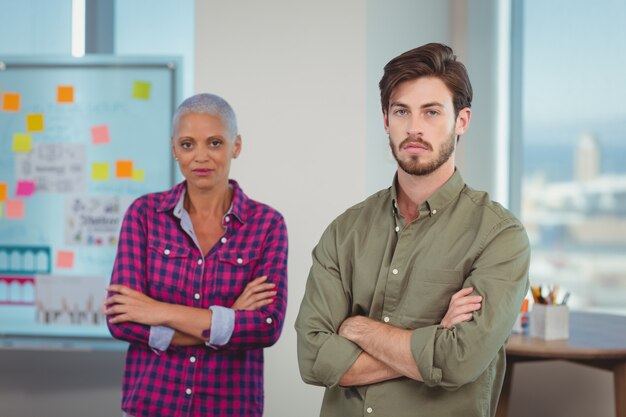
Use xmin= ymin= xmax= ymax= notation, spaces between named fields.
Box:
xmin=0 ymin=56 xmax=180 ymax=340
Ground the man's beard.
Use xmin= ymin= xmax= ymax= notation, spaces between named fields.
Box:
xmin=389 ymin=133 xmax=456 ymax=176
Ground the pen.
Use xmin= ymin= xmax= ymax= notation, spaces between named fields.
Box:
xmin=560 ymin=291 xmax=570 ymax=305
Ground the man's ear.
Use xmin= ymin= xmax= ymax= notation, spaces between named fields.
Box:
xmin=383 ymin=111 xmax=390 ymax=133
xmin=455 ymin=107 xmax=471 ymax=136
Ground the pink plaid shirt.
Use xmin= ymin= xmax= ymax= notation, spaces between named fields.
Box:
xmin=107 ymin=180 xmax=288 ymax=417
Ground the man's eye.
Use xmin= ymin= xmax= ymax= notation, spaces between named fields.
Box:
xmin=394 ymin=109 xmax=408 ymax=116
xmin=210 ymin=140 xmax=222 ymax=147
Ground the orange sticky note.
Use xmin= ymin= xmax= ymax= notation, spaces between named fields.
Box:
xmin=0 ymin=183 xmax=7 ymax=201
xmin=132 ymin=81 xmax=151 ymax=100
xmin=132 ymin=168 xmax=145 ymax=182
xmin=56 ymin=250 xmax=75 ymax=269
xmin=26 ymin=113 xmax=44 ymax=131
xmin=116 ymin=160 xmax=133 ymax=178
xmin=2 ymin=92 xmax=20 ymax=112
xmin=91 ymin=124 xmax=110 ymax=144
xmin=57 ymin=85 xmax=74 ymax=103
xmin=91 ymin=162 xmax=110 ymax=181
xmin=5 ymin=199 xmax=25 ymax=219
xmin=12 ymin=133 xmax=32 ymax=152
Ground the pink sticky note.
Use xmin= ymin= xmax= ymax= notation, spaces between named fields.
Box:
xmin=91 ymin=124 xmax=111 ymax=144
xmin=56 ymin=251 xmax=75 ymax=269
xmin=16 ymin=180 xmax=35 ymax=197
xmin=5 ymin=199 xmax=25 ymax=219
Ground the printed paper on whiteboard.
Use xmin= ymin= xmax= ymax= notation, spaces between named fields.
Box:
xmin=64 ymin=196 xmax=133 ymax=246
xmin=14 ymin=143 xmax=86 ymax=193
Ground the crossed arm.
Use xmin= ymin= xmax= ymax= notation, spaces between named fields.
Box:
xmin=337 ymin=287 xmax=482 ymax=386
xmin=104 ymin=275 xmax=276 ymax=346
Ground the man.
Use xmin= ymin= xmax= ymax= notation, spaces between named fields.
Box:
xmin=295 ymin=43 xmax=530 ymax=417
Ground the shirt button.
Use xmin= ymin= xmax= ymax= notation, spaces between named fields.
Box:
xmin=266 ymin=317 xmax=273 ymax=324
xmin=367 ymin=407 xmax=373 ymax=414
xmin=220 ymin=237 xmax=227 ymax=244
xmin=432 ymin=209 xmax=438 ymax=215
xmin=383 ymin=316 xmax=390 ymax=323
xmin=190 ymin=356 xmax=196 ymax=363
xmin=395 ymin=226 xmax=400 ymax=232
xmin=164 ymin=249 xmax=170 ymax=255
xmin=185 ymin=388 xmax=192 ymax=395
xmin=194 ymin=293 xmax=200 ymax=300
xmin=237 ymin=257 xmax=243 ymax=265
xmin=197 ymin=258 xmax=203 ymax=265
xmin=392 ymin=268 xmax=398 ymax=275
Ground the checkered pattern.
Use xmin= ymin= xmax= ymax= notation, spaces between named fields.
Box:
xmin=107 ymin=180 xmax=288 ymax=417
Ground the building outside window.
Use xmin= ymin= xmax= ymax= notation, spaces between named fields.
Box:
xmin=517 ymin=0 xmax=626 ymax=313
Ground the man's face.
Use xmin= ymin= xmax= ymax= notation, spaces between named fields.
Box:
xmin=384 ymin=76 xmax=470 ymax=177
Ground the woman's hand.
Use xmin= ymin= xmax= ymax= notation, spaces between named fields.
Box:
xmin=439 ymin=287 xmax=483 ymax=330
xmin=231 ymin=276 xmax=277 ymax=311
xmin=104 ymin=284 xmax=168 ymax=325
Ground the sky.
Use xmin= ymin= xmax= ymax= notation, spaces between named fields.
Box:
xmin=523 ymin=0 xmax=626 ymax=125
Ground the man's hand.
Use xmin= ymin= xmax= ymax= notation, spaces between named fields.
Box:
xmin=338 ymin=316 xmax=373 ymax=343
xmin=440 ymin=287 xmax=482 ymax=330
xmin=231 ymin=275 xmax=277 ymax=311
xmin=104 ymin=284 xmax=167 ymax=325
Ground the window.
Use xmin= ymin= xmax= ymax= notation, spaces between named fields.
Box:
xmin=515 ymin=1 xmax=626 ymax=313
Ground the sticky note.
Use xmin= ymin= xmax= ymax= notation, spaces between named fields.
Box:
xmin=2 ymin=92 xmax=20 ymax=112
xmin=57 ymin=85 xmax=74 ymax=103
xmin=115 ymin=160 xmax=133 ymax=178
xmin=5 ymin=199 xmax=25 ymax=219
xmin=0 ymin=203 xmax=3 ymax=218
xmin=26 ymin=113 xmax=44 ymax=131
xmin=0 ymin=183 xmax=7 ymax=201
xmin=12 ymin=133 xmax=32 ymax=152
xmin=91 ymin=124 xmax=110 ymax=144
xmin=16 ymin=181 xmax=35 ymax=197
xmin=56 ymin=250 xmax=75 ymax=269
xmin=132 ymin=169 xmax=145 ymax=182
xmin=91 ymin=162 xmax=110 ymax=181
xmin=132 ymin=81 xmax=151 ymax=100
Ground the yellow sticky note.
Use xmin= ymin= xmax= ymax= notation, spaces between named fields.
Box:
xmin=56 ymin=250 xmax=75 ymax=269
xmin=132 ymin=168 xmax=145 ymax=182
xmin=132 ymin=81 xmax=151 ymax=100
xmin=116 ymin=160 xmax=133 ymax=178
xmin=92 ymin=162 xmax=110 ymax=181
xmin=5 ymin=199 xmax=25 ymax=219
xmin=57 ymin=85 xmax=74 ymax=103
xmin=0 ymin=183 xmax=7 ymax=201
xmin=26 ymin=113 xmax=44 ymax=131
xmin=12 ymin=133 xmax=32 ymax=152
xmin=2 ymin=92 xmax=20 ymax=112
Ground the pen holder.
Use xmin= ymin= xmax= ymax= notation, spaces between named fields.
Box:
xmin=530 ymin=304 xmax=569 ymax=340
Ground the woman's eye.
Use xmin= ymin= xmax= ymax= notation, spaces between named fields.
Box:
xmin=181 ymin=142 xmax=192 ymax=149
xmin=210 ymin=140 xmax=222 ymax=147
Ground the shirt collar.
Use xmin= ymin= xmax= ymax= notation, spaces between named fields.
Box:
xmin=156 ymin=179 xmax=250 ymax=224
xmin=391 ymin=169 xmax=465 ymax=216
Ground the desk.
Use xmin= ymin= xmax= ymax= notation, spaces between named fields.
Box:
xmin=496 ymin=312 xmax=626 ymax=417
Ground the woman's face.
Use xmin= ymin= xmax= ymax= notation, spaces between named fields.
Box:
xmin=171 ymin=112 xmax=241 ymax=192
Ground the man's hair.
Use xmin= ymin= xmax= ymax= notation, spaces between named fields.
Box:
xmin=379 ymin=43 xmax=473 ymax=117
xmin=172 ymin=93 xmax=238 ymax=141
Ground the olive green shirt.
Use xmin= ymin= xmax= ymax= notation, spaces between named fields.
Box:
xmin=295 ymin=170 xmax=530 ymax=417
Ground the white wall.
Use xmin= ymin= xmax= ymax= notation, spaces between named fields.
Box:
xmin=194 ymin=1 xmax=367 ymax=414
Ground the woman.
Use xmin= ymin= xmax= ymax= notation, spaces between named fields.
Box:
xmin=105 ymin=93 xmax=288 ymax=417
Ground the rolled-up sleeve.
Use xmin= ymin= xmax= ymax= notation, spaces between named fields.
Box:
xmin=106 ymin=198 xmax=152 ymax=346
xmin=410 ymin=220 xmax=530 ymax=389
xmin=295 ymin=222 xmax=362 ymax=388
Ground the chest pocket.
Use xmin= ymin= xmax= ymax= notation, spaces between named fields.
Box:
xmin=147 ymin=239 xmax=191 ymax=301
xmin=213 ymin=248 xmax=262 ymax=304
xmin=397 ymin=268 xmax=463 ymax=327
